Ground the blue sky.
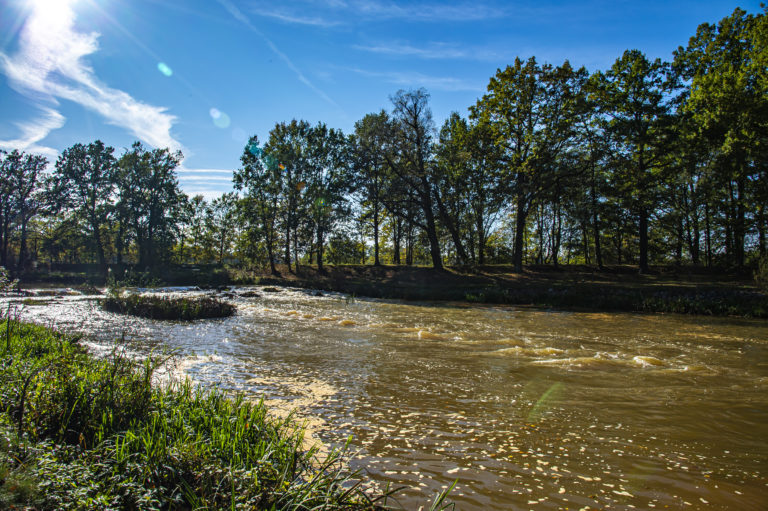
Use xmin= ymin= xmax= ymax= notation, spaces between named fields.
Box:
xmin=0 ymin=0 xmax=761 ymax=200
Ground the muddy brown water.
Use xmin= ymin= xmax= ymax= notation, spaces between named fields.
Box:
xmin=4 ymin=287 xmax=768 ymax=510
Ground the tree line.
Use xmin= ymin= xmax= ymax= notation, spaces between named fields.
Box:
xmin=1 ymin=7 xmax=765 ymax=276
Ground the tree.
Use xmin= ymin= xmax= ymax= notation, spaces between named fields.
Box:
xmin=351 ymin=111 xmax=391 ymax=266
xmin=52 ymin=141 xmax=116 ymax=274
xmin=473 ymin=58 xmax=586 ymax=272
xmin=263 ymin=120 xmax=314 ymax=272
xmin=304 ymin=123 xmax=350 ymax=272
xmin=1 ymin=150 xmax=47 ymax=272
xmin=117 ymin=143 xmax=185 ymax=269
xmin=591 ymin=50 xmax=672 ymax=273
xmin=234 ymin=136 xmax=282 ymax=274
xmin=673 ymin=7 xmax=768 ymax=266
xmin=206 ymin=192 xmax=238 ymax=264
xmin=386 ymin=88 xmax=443 ymax=270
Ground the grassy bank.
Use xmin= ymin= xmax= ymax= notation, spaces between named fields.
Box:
xmin=19 ymin=263 xmax=768 ymax=318
xmin=0 ymin=318 xmax=418 ymax=510
xmin=102 ymin=295 xmax=236 ymax=320
xmin=254 ymin=264 xmax=768 ymax=319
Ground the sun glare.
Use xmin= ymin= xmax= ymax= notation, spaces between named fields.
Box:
xmin=27 ymin=0 xmax=78 ymax=16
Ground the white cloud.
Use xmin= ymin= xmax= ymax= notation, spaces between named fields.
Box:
xmin=0 ymin=1 xmax=183 ymax=154
xmin=0 ymin=106 xmax=64 ymax=160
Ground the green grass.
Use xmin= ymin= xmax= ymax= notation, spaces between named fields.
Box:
xmin=102 ymin=295 xmax=236 ymax=321
xmin=0 ymin=318 xmax=438 ymax=510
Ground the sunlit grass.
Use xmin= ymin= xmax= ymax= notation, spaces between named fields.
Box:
xmin=0 ymin=318 xmax=437 ymax=510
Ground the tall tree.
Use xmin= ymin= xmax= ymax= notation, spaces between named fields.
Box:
xmin=52 ymin=141 xmax=116 ymax=274
xmin=386 ymin=88 xmax=444 ymax=270
xmin=305 ymin=123 xmax=350 ymax=272
xmin=117 ymin=143 xmax=184 ymax=269
xmin=234 ymin=136 xmax=282 ymax=274
xmin=674 ymin=7 xmax=768 ymax=266
xmin=592 ymin=50 xmax=672 ymax=273
xmin=2 ymin=150 xmax=47 ymax=272
xmin=473 ymin=58 xmax=585 ymax=272
xmin=351 ymin=111 xmax=391 ymax=266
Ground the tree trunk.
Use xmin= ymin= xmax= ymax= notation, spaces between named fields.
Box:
xmin=316 ymin=228 xmax=324 ymax=272
xmin=18 ymin=216 xmax=29 ymax=273
xmin=639 ymin=207 xmax=649 ymax=273
xmin=285 ymin=224 xmax=292 ymax=273
xmin=735 ymin=176 xmax=746 ymax=268
xmin=434 ymin=192 xmax=467 ymax=265
xmin=423 ymin=204 xmax=443 ymax=270
xmin=393 ymin=217 xmax=401 ymax=265
xmin=512 ymin=194 xmax=527 ymax=273
xmin=758 ymin=204 xmax=766 ymax=258
xmin=373 ymin=204 xmax=380 ymax=266
xmin=476 ymin=215 xmax=485 ymax=266
xmin=705 ymin=203 xmax=712 ymax=268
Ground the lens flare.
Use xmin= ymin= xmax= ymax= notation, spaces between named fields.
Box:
xmin=157 ymin=62 xmax=173 ymax=77
xmin=527 ymin=382 xmax=565 ymax=422
xmin=209 ymin=108 xmax=231 ymax=129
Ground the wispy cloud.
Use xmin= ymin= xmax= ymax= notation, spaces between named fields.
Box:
xmin=354 ymin=43 xmax=468 ymax=59
xmin=248 ymin=8 xmax=342 ymax=27
xmin=248 ymin=0 xmax=507 ymax=26
xmin=216 ymin=0 xmax=338 ymax=107
xmin=177 ymin=166 xmax=234 ymax=199
xmin=351 ymin=68 xmax=484 ymax=92
xmin=0 ymin=2 xmax=183 ymax=153
xmin=179 ymin=168 xmax=234 ymax=175
xmin=349 ymin=0 xmax=506 ymax=22
xmin=178 ymin=176 xmax=234 ymax=183
xmin=0 ymin=106 xmax=64 ymax=160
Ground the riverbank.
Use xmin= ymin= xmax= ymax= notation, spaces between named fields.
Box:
xmin=17 ymin=263 xmax=768 ymax=318
xmin=255 ymin=264 xmax=768 ymax=318
xmin=0 ymin=318 xmax=403 ymax=510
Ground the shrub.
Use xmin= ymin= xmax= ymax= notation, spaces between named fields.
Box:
xmin=755 ymin=256 xmax=768 ymax=292
xmin=102 ymin=295 xmax=236 ymax=320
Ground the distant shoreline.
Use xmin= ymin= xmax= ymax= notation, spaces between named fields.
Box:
xmin=16 ymin=263 xmax=768 ymax=319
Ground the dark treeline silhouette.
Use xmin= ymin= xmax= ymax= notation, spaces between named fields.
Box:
xmin=1 ymin=8 xmax=765 ymax=276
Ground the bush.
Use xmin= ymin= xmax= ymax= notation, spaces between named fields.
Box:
xmin=755 ymin=256 xmax=768 ymax=292
xmin=102 ymin=295 xmax=236 ymax=320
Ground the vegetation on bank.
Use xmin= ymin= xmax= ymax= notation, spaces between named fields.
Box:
xmin=253 ymin=264 xmax=768 ymax=319
xmin=102 ymin=294 xmax=236 ymax=320
xmin=0 ymin=318 xmax=434 ymax=510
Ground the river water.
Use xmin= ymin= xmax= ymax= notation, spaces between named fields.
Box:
xmin=4 ymin=287 xmax=768 ymax=510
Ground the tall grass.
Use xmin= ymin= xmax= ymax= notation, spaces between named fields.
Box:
xmin=0 ymin=317 xmax=411 ymax=510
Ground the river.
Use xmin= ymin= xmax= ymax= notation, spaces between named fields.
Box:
xmin=4 ymin=287 xmax=768 ymax=510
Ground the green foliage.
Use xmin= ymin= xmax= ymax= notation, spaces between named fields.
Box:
xmin=102 ymin=295 xmax=236 ymax=320
xmin=0 ymin=267 xmax=17 ymax=292
xmin=755 ymin=256 xmax=768 ymax=292
xmin=0 ymin=319 xmax=401 ymax=510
